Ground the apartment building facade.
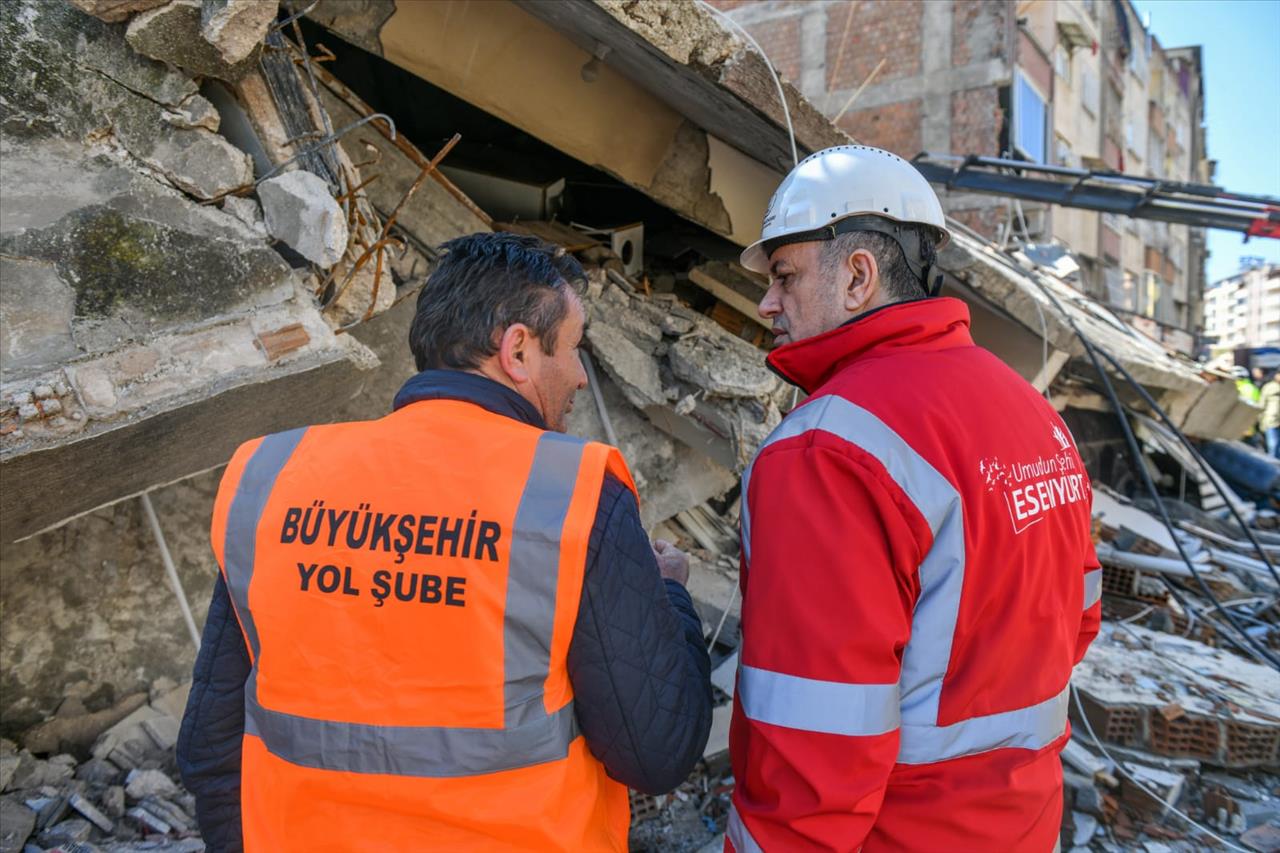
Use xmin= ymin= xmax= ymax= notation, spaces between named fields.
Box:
xmin=712 ymin=0 xmax=1210 ymax=354
xmin=1204 ymin=261 xmax=1280 ymax=352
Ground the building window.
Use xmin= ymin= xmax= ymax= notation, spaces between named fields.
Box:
xmin=1014 ymin=71 xmax=1048 ymax=163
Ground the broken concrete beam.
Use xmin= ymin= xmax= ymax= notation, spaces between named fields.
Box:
xmin=688 ymin=263 xmax=769 ymax=330
xmin=200 ymin=0 xmax=279 ymax=66
xmin=127 ymin=0 xmax=261 ymax=80
xmin=36 ymin=817 xmax=92 ymax=847
xmin=703 ymin=704 xmax=731 ymax=760
xmin=258 ymin=171 xmax=349 ymax=268
xmin=670 ymin=334 xmax=778 ymax=398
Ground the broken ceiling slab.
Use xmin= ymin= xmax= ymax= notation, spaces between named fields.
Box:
xmin=940 ymin=231 xmax=1233 ymax=435
xmin=0 ymin=0 xmax=384 ymax=541
xmin=0 ymin=297 xmax=378 ymax=543
xmin=308 ymin=0 xmax=781 ymax=245
xmin=515 ymin=0 xmax=848 ymax=175
xmin=1073 ymin=623 xmax=1280 ymax=768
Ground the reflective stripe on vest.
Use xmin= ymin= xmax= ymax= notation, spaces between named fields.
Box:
xmin=224 ymin=429 xmax=587 ymax=777
xmin=740 ymin=395 xmax=1068 ymax=764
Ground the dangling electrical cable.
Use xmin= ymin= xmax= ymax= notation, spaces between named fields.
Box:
xmin=995 ymin=236 xmax=1280 ymax=669
xmin=696 ymin=0 xmax=799 ymax=168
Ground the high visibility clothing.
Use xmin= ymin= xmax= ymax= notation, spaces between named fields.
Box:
xmin=728 ymin=299 xmax=1100 ymax=852
xmin=211 ymin=399 xmax=637 ymax=851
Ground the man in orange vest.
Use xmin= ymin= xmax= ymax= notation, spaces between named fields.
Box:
xmin=178 ymin=232 xmax=713 ymax=850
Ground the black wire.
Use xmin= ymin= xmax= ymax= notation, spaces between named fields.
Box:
xmin=1089 ymin=345 xmax=1280 ymax=588
xmin=1076 ymin=330 xmax=1280 ymax=669
xmin=1014 ymin=270 xmax=1280 ymax=670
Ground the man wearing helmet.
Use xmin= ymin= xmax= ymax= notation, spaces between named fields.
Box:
xmin=727 ymin=146 xmax=1099 ymax=852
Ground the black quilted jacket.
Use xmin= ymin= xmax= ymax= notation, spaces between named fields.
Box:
xmin=177 ymin=370 xmax=713 ymax=851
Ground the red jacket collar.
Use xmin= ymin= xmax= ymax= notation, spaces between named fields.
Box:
xmin=767 ymin=297 xmax=976 ymax=394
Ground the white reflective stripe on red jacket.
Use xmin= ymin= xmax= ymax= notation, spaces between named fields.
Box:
xmin=739 ymin=395 xmax=1068 ymax=765
xmin=1083 ymin=569 xmax=1103 ymax=610
xmin=726 ymin=802 xmax=764 ymax=853
xmin=738 ymin=665 xmax=898 ymax=737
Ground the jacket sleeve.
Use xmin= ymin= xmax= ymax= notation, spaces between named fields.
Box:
xmin=730 ymin=439 xmax=924 ymax=852
xmin=568 ymin=474 xmax=713 ymax=794
xmin=177 ymin=573 xmax=248 ymax=853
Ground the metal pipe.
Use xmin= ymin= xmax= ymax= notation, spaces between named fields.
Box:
xmin=579 ymin=350 xmax=619 ymax=447
xmin=141 ymin=493 xmax=201 ymax=651
xmin=1095 ymin=542 xmax=1195 ymax=578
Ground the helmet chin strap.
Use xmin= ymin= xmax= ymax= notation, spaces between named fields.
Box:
xmin=764 ymin=214 xmax=944 ymax=297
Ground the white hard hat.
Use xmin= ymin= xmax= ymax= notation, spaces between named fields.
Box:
xmin=741 ymin=145 xmax=950 ymax=291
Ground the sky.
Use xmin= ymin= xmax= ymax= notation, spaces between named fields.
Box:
xmin=1129 ymin=0 xmax=1280 ymax=285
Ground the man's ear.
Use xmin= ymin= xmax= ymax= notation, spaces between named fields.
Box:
xmin=844 ymin=248 xmax=880 ymax=313
xmin=497 ymin=323 xmax=533 ymax=385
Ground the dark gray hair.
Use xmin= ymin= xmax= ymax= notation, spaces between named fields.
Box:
xmin=819 ymin=226 xmax=937 ymax=303
xmin=409 ymin=232 xmax=585 ymax=371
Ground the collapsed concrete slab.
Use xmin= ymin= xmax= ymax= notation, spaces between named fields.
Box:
xmin=0 ymin=0 xmax=383 ymax=542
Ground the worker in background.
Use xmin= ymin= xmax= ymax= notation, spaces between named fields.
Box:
xmin=177 ymin=232 xmax=712 ymax=851
xmin=1261 ymin=368 xmax=1280 ymax=457
xmin=1235 ymin=366 xmax=1262 ymax=446
xmin=727 ymin=146 xmax=1100 ymax=852
xmin=1235 ymin=365 xmax=1261 ymax=404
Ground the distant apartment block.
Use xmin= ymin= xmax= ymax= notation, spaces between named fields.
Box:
xmin=1204 ymin=261 xmax=1280 ymax=352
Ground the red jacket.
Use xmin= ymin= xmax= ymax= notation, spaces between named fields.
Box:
xmin=727 ymin=298 xmax=1100 ymax=853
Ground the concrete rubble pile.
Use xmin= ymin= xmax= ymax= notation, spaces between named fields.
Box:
xmin=1059 ymin=478 xmax=1280 ymax=852
xmin=0 ymin=678 xmax=203 ymax=853
xmin=0 ymin=0 xmax=486 ymax=545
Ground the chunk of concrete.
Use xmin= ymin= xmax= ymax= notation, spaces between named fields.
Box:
xmin=670 ymin=334 xmax=778 ymax=399
xmin=201 ymin=0 xmax=279 ymax=65
xmin=0 ymin=796 xmax=35 ymax=852
xmin=127 ymin=0 xmax=259 ymax=80
xmin=585 ymin=323 xmax=665 ymax=409
xmin=124 ymin=768 xmax=178 ymax=801
xmin=221 ymin=195 xmax=267 ymax=237
xmin=259 ymin=171 xmax=348 ymax=268
xmin=164 ymin=94 xmax=221 ymax=132
xmin=5 ymin=752 xmax=73 ymax=791
xmin=68 ymin=0 xmax=168 ymax=23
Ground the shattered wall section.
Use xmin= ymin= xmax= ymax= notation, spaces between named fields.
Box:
xmin=0 ymin=0 xmax=380 ymax=542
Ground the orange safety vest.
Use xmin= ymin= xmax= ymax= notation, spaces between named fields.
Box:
xmin=210 ymin=399 xmax=636 ymax=850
